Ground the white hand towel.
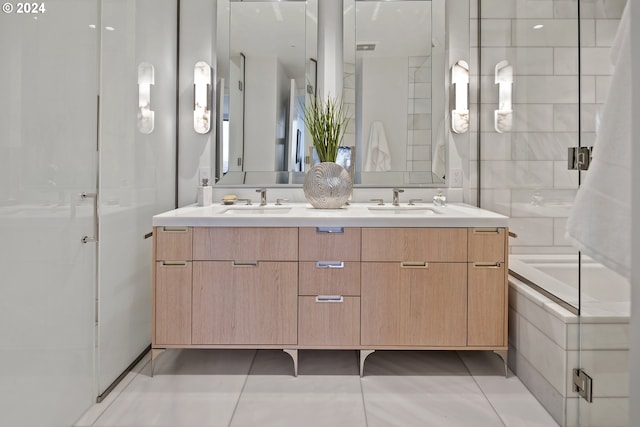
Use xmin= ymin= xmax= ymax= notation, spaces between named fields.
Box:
xmin=364 ymin=121 xmax=391 ymax=172
xmin=566 ymin=4 xmax=631 ymax=279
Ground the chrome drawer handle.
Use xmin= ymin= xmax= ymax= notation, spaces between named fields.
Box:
xmin=473 ymin=262 xmax=502 ymax=268
xmin=400 ymin=261 xmax=428 ymax=268
xmin=163 ymin=226 xmax=188 ymax=232
xmin=473 ymin=228 xmax=500 ymax=234
xmin=316 ymin=261 xmax=344 ymax=269
xmin=161 ymin=261 xmax=187 ymax=267
xmin=315 ymin=295 xmax=344 ymax=303
xmin=233 ymin=261 xmax=258 ymax=267
xmin=316 ymin=227 xmax=344 ymax=234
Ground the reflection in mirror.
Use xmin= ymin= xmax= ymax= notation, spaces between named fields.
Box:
xmin=215 ymin=0 xmax=314 ymax=185
xmin=345 ymin=0 xmax=446 ymax=186
xmin=214 ymin=0 xmax=446 ymax=187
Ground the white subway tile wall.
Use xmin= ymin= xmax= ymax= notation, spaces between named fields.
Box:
xmin=474 ymin=1 xmax=622 ymax=253
xmin=509 ymin=279 xmax=631 ymax=426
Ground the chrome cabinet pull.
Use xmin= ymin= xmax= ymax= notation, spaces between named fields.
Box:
xmin=81 ymin=192 xmax=98 ymax=244
xmin=315 ymin=295 xmax=344 ymax=303
xmin=400 ymin=261 xmax=428 ymax=268
xmin=162 ymin=226 xmax=188 ymax=232
xmin=233 ymin=260 xmax=258 ymax=267
xmin=316 ymin=227 xmax=344 ymax=234
xmin=161 ymin=261 xmax=187 ymax=267
xmin=473 ymin=228 xmax=500 ymax=234
xmin=316 ymin=261 xmax=344 ymax=269
xmin=473 ymin=262 xmax=502 ymax=268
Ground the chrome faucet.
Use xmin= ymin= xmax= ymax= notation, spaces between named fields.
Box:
xmin=392 ymin=188 xmax=404 ymax=206
xmin=256 ymin=188 xmax=267 ymax=206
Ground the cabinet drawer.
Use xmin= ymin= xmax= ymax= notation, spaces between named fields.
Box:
xmin=298 ymin=296 xmax=360 ymax=346
xmin=299 ymin=261 xmax=360 ymax=296
xmin=361 ymin=228 xmax=467 ymax=262
xmin=468 ymin=228 xmax=506 ymax=262
xmin=299 ymin=227 xmax=360 ymax=261
xmin=193 ymin=227 xmax=298 ymax=261
xmin=155 ymin=226 xmax=192 ymax=261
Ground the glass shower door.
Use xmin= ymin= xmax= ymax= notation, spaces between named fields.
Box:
xmin=97 ymin=0 xmax=177 ymax=396
xmin=0 ymin=1 xmax=100 ymax=426
xmin=576 ymin=1 xmax=630 ymax=425
xmin=476 ymin=0 xmax=581 ymax=425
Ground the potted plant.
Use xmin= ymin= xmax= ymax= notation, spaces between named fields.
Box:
xmin=303 ymin=96 xmax=350 ymax=163
xmin=302 ymin=96 xmax=353 ymax=208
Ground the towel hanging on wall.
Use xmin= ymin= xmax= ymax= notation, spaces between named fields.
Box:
xmin=566 ymin=4 xmax=630 ymax=279
xmin=364 ymin=121 xmax=391 ymax=172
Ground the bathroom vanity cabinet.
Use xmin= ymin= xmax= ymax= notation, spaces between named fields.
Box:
xmin=152 ymin=212 xmax=508 ymax=376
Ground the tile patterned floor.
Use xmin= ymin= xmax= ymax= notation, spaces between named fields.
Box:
xmin=75 ymin=349 xmax=558 ymax=427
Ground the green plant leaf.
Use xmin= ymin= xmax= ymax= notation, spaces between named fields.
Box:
xmin=303 ymin=95 xmax=351 ymax=163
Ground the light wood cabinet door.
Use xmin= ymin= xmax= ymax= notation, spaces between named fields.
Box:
xmin=192 ymin=261 xmax=298 ymax=345
xmin=361 ymin=228 xmax=467 ymax=262
xmin=299 ymin=261 xmax=361 ymax=296
xmin=154 ymin=261 xmax=192 ymax=345
xmin=299 ymin=227 xmax=361 ymax=261
xmin=468 ymin=228 xmax=506 ymax=262
xmin=467 ymin=263 xmax=507 ymax=347
xmin=155 ymin=226 xmax=192 ymax=261
xmin=298 ymin=296 xmax=360 ymax=346
xmin=193 ymin=227 xmax=297 ymax=261
xmin=361 ymin=262 xmax=467 ymax=346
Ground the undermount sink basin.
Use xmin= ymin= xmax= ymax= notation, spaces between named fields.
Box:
xmin=221 ymin=206 xmax=292 ymax=215
xmin=368 ymin=206 xmax=439 ymax=215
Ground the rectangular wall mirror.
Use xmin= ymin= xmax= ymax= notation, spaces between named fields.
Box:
xmin=215 ymin=0 xmax=446 ymax=187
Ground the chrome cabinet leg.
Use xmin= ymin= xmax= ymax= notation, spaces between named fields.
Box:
xmin=283 ymin=349 xmax=298 ymax=377
xmin=493 ymin=350 xmax=508 ymax=378
xmin=360 ymin=350 xmax=375 ymax=377
xmin=151 ymin=348 xmax=165 ymax=377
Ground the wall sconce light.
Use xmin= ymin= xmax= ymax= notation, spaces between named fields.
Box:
xmin=451 ymin=60 xmax=469 ymax=134
xmin=137 ymin=62 xmax=154 ymax=134
xmin=194 ymin=61 xmax=211 ymax=134
xmin=494 ymin=60 xmax=513 ymax=133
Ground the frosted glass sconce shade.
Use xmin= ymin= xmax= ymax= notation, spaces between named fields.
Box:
xmin=451 ymin=60 xmax=469 ymax=134
xmin=494 ymin=60 xmax=513 ymax=133
xmin=194 ymin=61 xmax=212 ymax=134
xmin=137 ymin=62 xmax=155 ymax=134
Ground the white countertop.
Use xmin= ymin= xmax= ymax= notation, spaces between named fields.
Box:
xmin=153 ymin=202 xmax=508 ymax=228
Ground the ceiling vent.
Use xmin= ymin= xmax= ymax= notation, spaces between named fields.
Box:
xmin=356 ymin=43 xmax=376 ymax=51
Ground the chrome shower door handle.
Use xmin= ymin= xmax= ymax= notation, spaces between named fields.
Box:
xmin=81 ymin=192 xmax=98 ymax=244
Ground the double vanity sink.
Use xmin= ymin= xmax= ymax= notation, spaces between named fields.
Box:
xmin=219 ymin=205 xmax=437 ymax=216
xmin=151 ymin=201 xmax=509 ymax=376
xmin=153 ymin=201 xmax=506 ymax=227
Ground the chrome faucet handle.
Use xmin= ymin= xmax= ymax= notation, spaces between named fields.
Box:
xmin=275 ymin=198 xmax=289 ymax=206
xmin=236 ymin=198 xmax=252 ymax=205
xmin=370 ymin=198 xmax=384 ymax=206
xmin=392 ymin=188 xmax=404 ymax=206
xmin=256 ymin=188 xmax=267 ymax=206
xmin=408 ymin=199 xmax=423 ymax=206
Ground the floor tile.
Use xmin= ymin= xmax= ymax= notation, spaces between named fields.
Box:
xmin=92 ymin=349 xmax=255 ymax=427
xmin=230 ymin=350 xmax=367 ymax=427
xmin=75 ymin=349 xmax=562 ymax=427
xmin=458 ymin=351 xmax=559 ymax=427
xmin=361 ymin=351 xmax=504 ymax=427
